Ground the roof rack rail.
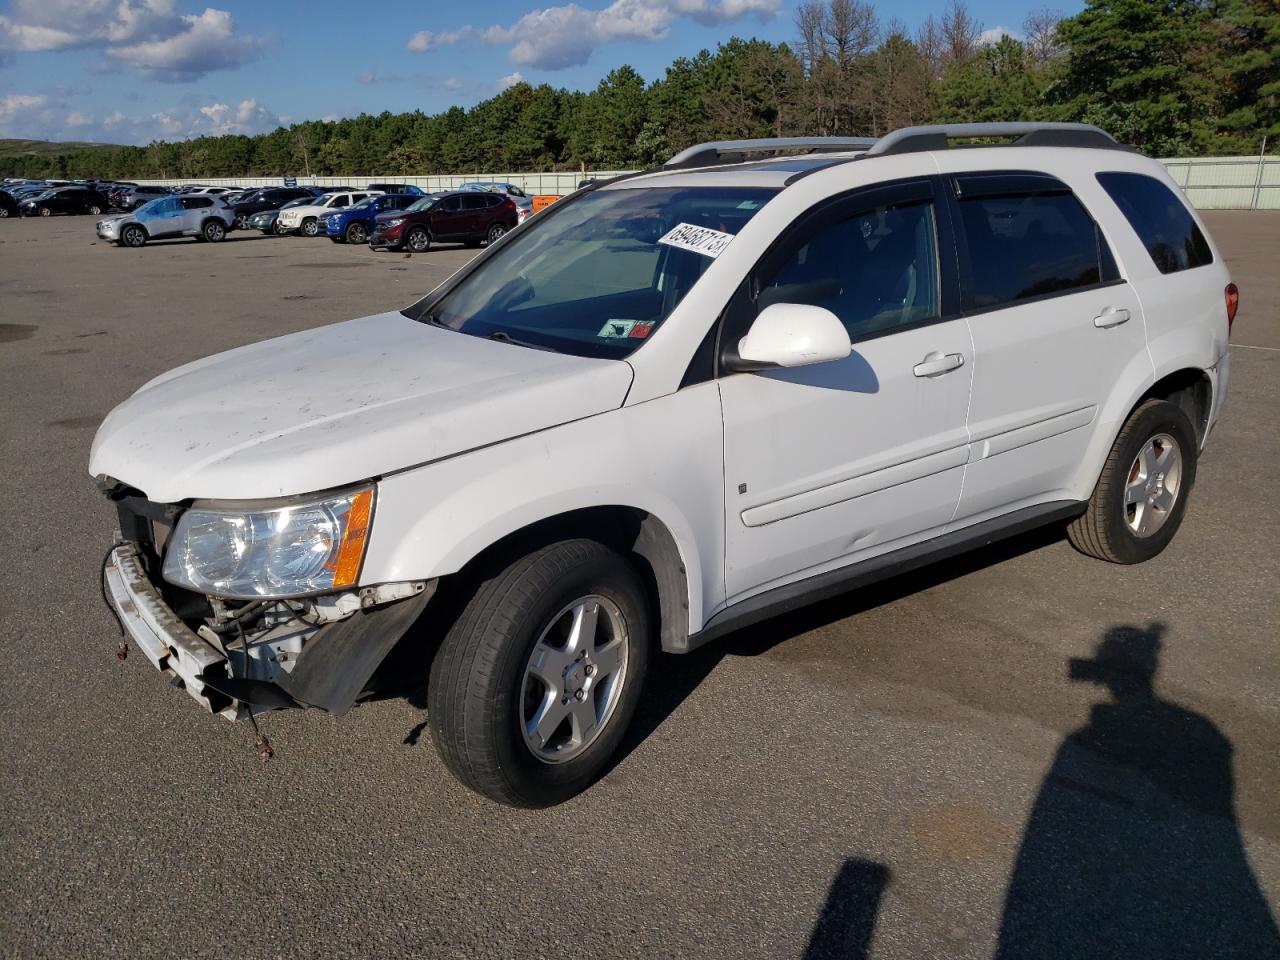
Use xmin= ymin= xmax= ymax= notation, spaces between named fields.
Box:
xmin=665 ymin=136 xmax=877 ymax=170
xmin=861 ymin=122 xmax=1127 ymax=157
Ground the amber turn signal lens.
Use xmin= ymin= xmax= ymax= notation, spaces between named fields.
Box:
xmin=331 ymin=487 xmax=374 ymax=589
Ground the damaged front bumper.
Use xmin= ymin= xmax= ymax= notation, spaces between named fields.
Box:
xmin=104 ymin=541 xmax=433 ymax=720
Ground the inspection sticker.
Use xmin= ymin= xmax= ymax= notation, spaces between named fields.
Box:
xmin=598 ymin=319 xmax=638 ymax=339
xmin=658 ymin=222 xmax=735 ymax=259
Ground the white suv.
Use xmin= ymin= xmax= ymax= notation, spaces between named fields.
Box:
xmin=92 ymin=123 xmax=1236 ymax=806
xmin=277 ymin=190 xmax=380 ymax=236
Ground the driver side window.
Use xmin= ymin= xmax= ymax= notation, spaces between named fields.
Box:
xmin=758 ymin=198 xmax=940 ymax=341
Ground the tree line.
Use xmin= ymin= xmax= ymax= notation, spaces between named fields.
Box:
xmin=3 ymin=0 xmax=1275 ymax=181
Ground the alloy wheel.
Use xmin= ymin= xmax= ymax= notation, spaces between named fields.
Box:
xmin=1123 ymin=433 xmax=1183 ymax=538
xmin=519 ymin=595 xmax=629 ymax=764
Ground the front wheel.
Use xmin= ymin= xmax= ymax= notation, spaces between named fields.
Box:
xmin=344 ymin=222 xmax=367 ymax=244
xmin=121 ymin=224 xmax=146 ymax=247
xmin=301 ymin=217 xmax=319 ymax=237
xmin=1068 ymin=399 xmax=1198 ymax=564
xmin=428 ymin=539 xmax=651 ymax=807
xmin=405 ymin=226 xmax=431 ymax=253
xmin=38 ymin=206 xmax=52 ymax=217
xmin=235 ymin=214 xmax=250 ymax=230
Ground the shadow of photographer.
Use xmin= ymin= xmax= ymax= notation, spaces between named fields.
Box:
xmin=996 ymin=622 xmax=1280 ymax=959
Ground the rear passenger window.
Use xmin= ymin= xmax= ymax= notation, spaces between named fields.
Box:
xmin=957 ymin=177 xmax=1112 ymax=310
xmin=1096 ymin=172 xmax=1212 ymax=274
xmin=758 ymin=197 xmax=940 ymax=340
xmin=461 ymin=194 xmax=488 ymax=211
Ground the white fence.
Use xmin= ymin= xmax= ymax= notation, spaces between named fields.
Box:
xmin=129 ymin=170 xmax=637 ymax=197
xmin=1161 ymin=155 xmax=1277 ymax=210
xmin=129 ymin=154 xmax=1278 ymax=208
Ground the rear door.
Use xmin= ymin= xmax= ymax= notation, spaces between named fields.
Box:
xmin=460 ymin=193 xmax=489 ymax=236
xmin=179 ymin=195 xmax=214 ymax=232
xmin=949 ymin=171 xmax=1148 ymax=522
xmin=718 ymin=178 xmax=974 ymax=600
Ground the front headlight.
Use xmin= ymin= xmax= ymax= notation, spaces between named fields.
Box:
xmin=382 ymin=217 xmax=404 ymax=228
xmin=162 ymin=485 xmax=374 ymax=598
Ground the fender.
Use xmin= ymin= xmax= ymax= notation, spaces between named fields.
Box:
xmin=361 ymin=383 xmax=728 ymax=636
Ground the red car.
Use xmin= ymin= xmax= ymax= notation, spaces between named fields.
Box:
xmin=368 ymin=191 xmax=517 ymax=252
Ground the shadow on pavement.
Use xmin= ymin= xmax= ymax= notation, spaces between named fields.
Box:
xmin=803 ymin=859 xmax=891 ymax=960
xmin=995 ymin=622 xmax=1280 ymax=959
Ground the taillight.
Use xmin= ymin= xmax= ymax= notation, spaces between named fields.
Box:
xmin=1225 ymin=283 xmax=1239 ymax=332
xmin=504 ymin=199 xmax=516 ymax=210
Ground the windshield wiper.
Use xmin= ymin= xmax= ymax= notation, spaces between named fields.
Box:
xmin=487 ymin=330 xmax=552 ymax=351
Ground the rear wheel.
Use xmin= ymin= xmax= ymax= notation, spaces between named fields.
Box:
xmin=406 ymin=226 xmax=431 ymax=253
xmin=38 ymin=206 xmax=51 ymax=217
xmin=301 ymin=217 xmax=319 ymax=237
xmin=121 ymin=224 xmax=146 ymax=247
xmin=202 ymin=219 xmax=226 ymax=242
xmin=235 ymin=214 xmax=250 ymax=230
xmin=486 ymin=222 xmax=507 ymax=244
xmin=428 ymin=539 xmax=651 ymax=807
xmin=344 ymin=222 xmax=367 ymax=244
xmin=1068 ymin=399 xmax=1198 ymax=564
xmin=88 ymin=204 xmax=102 ymax=215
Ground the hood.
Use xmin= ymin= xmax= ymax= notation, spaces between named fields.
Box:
xmin=90 ymin=311 xmax=634 ymax=502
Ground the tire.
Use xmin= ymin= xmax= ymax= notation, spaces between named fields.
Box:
xmin=88 ymin=205 xmax=102 ymax=215
xmin=235 ymin=214 xmax=250 ymax=230
xmin=274 ymin=220 xmax=288 ymax=235
xmin=202 ymin=219 xmax=226 ymax=242
xmin=406 ymin=226 xmax=431 ymax=253
xmin=428 ymin=539 xmax=652 ymax=807
xmin=121 ymin=224 xmax=146 ymax=248
xmin=486 ymin=222 xmax=507 ymax=244
xmin=344 ymin=221 xmax=367 ymax=244
xmin=301 ymin=217 xmax=319 ymax=237
xmin=39 ymin=206 xmax=51 ymax=217
xmin=0 ymin=207 xmax=10 ymax=218
xmin=1068 ymin=398 xmax=1198 ymax=564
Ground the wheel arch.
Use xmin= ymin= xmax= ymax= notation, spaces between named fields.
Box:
xmin=433 ymin=505 xmax=693 ymax=654
xmin=1136 ymin=367 xmax=1213 ymax=446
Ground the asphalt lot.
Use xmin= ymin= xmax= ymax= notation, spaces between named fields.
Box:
xmin=1 ymin=212 xmax=1277 ymax=959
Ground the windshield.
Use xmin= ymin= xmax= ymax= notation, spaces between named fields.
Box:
xmin=405 ymin=195 xmax=440 ymax=213
xmin=411 ymin=185 xmax=777 ymax=359
xmin=349 ymin=197 xmax=377 ymax=211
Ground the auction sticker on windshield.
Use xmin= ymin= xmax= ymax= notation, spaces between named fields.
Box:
xmin=658 ymin=222 xmax=735 ymax=259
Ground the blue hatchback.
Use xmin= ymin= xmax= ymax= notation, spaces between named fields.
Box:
xmin=325 ymin=194 xmax=417 ymax=244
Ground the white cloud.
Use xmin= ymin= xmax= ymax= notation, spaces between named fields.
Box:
xmin=408 ymin=0 xmax=780 ymax=70
xmin=0 ymin=2 xmax=263 ymax=81
xmin=107 ymin=8 xmax=263 ymax=81
xmin=978 ymin=25 xmax=1022 ymax=45
xmin=498 ymin=71 xmax=525 ymax=90
xmin=0 ymin=89 xmax=285 ymax=143
xmin=444 ymin=77 xmax=463 ymax=91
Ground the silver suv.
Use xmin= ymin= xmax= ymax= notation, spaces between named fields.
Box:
xmin=97 ymin=195 xmax=236 ymax=247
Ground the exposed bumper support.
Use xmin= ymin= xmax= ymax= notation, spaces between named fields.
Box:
xmin=104 ymin=542 xmax=235 ymax=716
xmin=104 ymin=543 xmax=435 ymax=719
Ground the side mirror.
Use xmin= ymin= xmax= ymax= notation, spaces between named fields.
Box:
xmin=735 ymin=302 xmax=852 ymax=369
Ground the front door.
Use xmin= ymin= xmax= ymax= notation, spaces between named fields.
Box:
xmin=718 ymin=179 xmax=973 ymax=601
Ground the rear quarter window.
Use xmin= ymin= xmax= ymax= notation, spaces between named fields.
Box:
xmin=1096 ymin=172 xmax=1212 ymax=274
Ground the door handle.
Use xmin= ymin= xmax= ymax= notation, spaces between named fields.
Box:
xmin=1093 ymin=307 xmax=1131 ymax=328
xmin=913 ymin=352 xmax=965 ymax=377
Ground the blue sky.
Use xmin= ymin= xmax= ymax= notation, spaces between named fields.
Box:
xmin=0 ymin=0 xmax=1080 ymax=145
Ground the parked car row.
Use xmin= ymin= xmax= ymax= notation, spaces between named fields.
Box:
xmin=3 ymin=175 xmax=534 ymax=251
